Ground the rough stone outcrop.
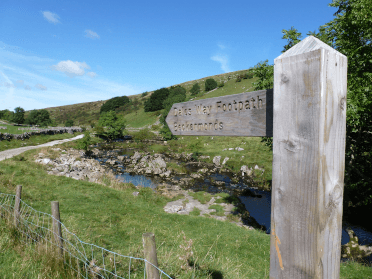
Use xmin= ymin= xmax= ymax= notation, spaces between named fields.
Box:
xmin=34 ymin=148 xmax=110 ymax=183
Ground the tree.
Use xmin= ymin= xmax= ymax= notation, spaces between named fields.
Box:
xmin=205 ymin=78 xmax=217 ymax=91
xmin=144 ymin=87 xmax=170 ymax=112
xmin=0 ymin=109 xmax=13 ymax=121
xmin=311 ymin=0 xmax=372 ymax=219
xmin=65 ymin=119 xmax=74 ymax=127
xmin=100 ymin=96 xmax=131 ymax=114
xmin=281 ymin=26 xmax=302 ymax=52
xmin=190 ymin=83 xmax=200 ymax=96
xmin=97 ymin=111 xmax=126 ymax=140
xmin=26 ymin=109 xmax=51 ymax=127
xmin=12 ymin=107 xmax=25 ymax=124
xmin=252 ymin=60 xmax=274 ymax=91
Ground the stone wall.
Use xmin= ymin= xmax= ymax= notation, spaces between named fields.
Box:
xmin=0 ymin=127 xmax=83 ymax=141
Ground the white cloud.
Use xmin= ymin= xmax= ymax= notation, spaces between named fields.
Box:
xmin=211 ymin=54 xmax=231 ymax=73
xmin=4 ymin=82 xmax=16 ymax=88
xmin=35 ymin=84 xmax=47 ymax=90
xmin=24 ymin=85 xmax=31 ymax=90
xmin=84 ymin=29 xmax=100 ymax=39
xmin=87 ymin=72 xmax=97 ymax=78
xmin=42 ymin=11 xmax=61 ymax=24
xmin=218 ymin=43 xmax=226 ymax=50
xmin=16 ymin=80 xmax=24 ymax=85
xmin=50 ymin=60 xmax=90 ymax=78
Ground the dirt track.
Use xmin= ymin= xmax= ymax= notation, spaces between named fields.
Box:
xmin=0 ymin=134 xmax=84 ymax=162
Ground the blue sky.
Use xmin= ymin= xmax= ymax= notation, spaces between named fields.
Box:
xmin=0 ymin=0 xmax=338 ymax=111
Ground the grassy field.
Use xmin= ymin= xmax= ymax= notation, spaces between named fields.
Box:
xmin=0 ymin=146 xmax=371 ymax=278
xmin=0 ymin=132 xmax=83 ymax=152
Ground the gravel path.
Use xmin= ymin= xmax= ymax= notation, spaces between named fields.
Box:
xmin=0 ymin=134 xmax=84 ymax=162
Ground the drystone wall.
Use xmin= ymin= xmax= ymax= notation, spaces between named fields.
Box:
xmin=0 ymin=127 xmax=83 ymax=141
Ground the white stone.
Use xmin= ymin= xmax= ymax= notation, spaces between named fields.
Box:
xmin=42 ymin=158 xmax=51 ymax=165
xmin=213 ymin=156 xmax=221 ymax=166
xmin=222 ymin=157 xmax=229 ymax=165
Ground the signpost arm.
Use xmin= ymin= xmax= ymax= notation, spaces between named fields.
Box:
xmin=270 ymin=36 xmax=348 ymax=278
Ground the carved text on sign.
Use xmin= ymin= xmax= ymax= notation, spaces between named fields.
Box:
xmin=165 ymin=89 xmax=273 ymax=137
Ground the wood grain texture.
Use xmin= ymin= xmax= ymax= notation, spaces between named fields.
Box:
xmin=270 ymin=40 xmax=347 ymax=278
xmin=165 ymin=89 xmax=273 ymax=137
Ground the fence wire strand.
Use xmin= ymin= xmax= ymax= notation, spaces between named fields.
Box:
xmin=0 ymin=193 xmax=172 ymax=279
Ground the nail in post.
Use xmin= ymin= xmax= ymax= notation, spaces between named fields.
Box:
xmin=142 ymin=232 xmax=160 ymax=279
xmin=51 ymin=201 xmax=64 ymax=257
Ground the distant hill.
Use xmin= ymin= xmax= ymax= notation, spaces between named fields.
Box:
xmin=43 ymin=68 xmax=257 ymax=128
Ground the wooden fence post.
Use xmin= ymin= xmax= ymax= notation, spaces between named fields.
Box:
xmin=51 ymin=201 xmax=64 ymax=257
xmin=13 ymin=185 xmax=22 ymax=227
xmin=270 ymin=36 xmax=347 ymax=278
xmin=142 ymin=232 xmax=160 ymax=279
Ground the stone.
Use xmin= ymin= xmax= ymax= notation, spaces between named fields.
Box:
xmin=132 ymin=192 xmax=139 ymax=196
xmin=164 ymin=204 xmax=184 ymax=213
xmin=235 ymin=147 xmax=244 ymax=151
xmin=213 ymin=156 xmax=221 ymax=166
xmin=240 ymin=165 xmax=253 ymax=176
xmin=42 ymin=158 xmax=51 ymax=165
xmin=131 ymin=151 xmax=142 ymax=163
xmin=222 ymin=157 xmax=229 ymax=165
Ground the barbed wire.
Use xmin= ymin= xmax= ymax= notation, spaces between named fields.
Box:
xmin=0 ymin=193 xmax=172 ymax=279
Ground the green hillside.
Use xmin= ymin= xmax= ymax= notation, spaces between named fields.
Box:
xmin=43 ymin=69 xmax=257 ymax=128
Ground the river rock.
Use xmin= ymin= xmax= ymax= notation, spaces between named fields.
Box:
xmin=222 ymin=157 xmax=229 ymax=165
xmin=213 ymin=156 xmax=221 ymax=166
xmin=131 ymin=151 xmax=142 ymax=163
xmin=341 ymin=227 xmax=372 ymax=259
xmin=240 ymin=165 xmax=253 ymax=176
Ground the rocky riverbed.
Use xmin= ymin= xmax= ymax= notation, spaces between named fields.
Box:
xmin=33 ymin=145 xmax=372 ymax=263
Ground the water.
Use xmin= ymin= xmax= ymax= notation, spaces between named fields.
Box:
xmin=94 ymin=149 xmax=372 ymax=266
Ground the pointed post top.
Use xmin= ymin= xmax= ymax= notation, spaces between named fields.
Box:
xmin=275 ymin=36 xmax=346 ymax=61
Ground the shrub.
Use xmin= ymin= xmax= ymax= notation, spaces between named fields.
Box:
xmin=141 ymin=91 xmax=148 ymax=97
xmin=235 ymin=77 xmax=242 ymax=82
xmin=26 ymin=109 xmax=52 ymax=127
xmin=243 ymin=72 xmax=254 ymax=79
xmin=100 ymin=96 xmax=130 ymax=114
xmin=65 ymin=120 xmax=74 ymax=127
xmin=218 ymin=81 xmax=225 ymax=87
xmin=144 ymin=87 xmax=170 ymax=112
xmin=205 ymin=78 xmax=217 ymax=91
xmin=190 ymin=83 xmax=200 ymax=96
xmin=97 ymin=111 xmax=126 ymax=140
xmin=77 ymin=130 xmax=92 ymax=154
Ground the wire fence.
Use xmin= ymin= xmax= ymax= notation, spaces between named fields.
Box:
xmin=0 ymin=191 xmax=172 ymax=279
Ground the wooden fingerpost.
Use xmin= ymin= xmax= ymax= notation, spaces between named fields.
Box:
xmin=13 ymin=185 xmax=22 ymax=227
xmin=270 ymin=36 xmax=347 ymax=278
xmin=142 ymin=232 xmax=160 ymax=279
xmin=51 ymin=201 xmax=64 ymax=257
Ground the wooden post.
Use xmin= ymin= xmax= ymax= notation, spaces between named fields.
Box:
xmin=270 ymin=36 xmax=347 ymax=278
xmin=51 ymin=201 xmax=64 ymax=257
xmin=13 ymin=185 xmax=22 ymax=227
xmin=142 ymin=232 xmax=160 ymax=279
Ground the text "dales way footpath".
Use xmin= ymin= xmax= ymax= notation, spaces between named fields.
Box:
xmin=166 ymin=89 xmax=273 ymax=137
